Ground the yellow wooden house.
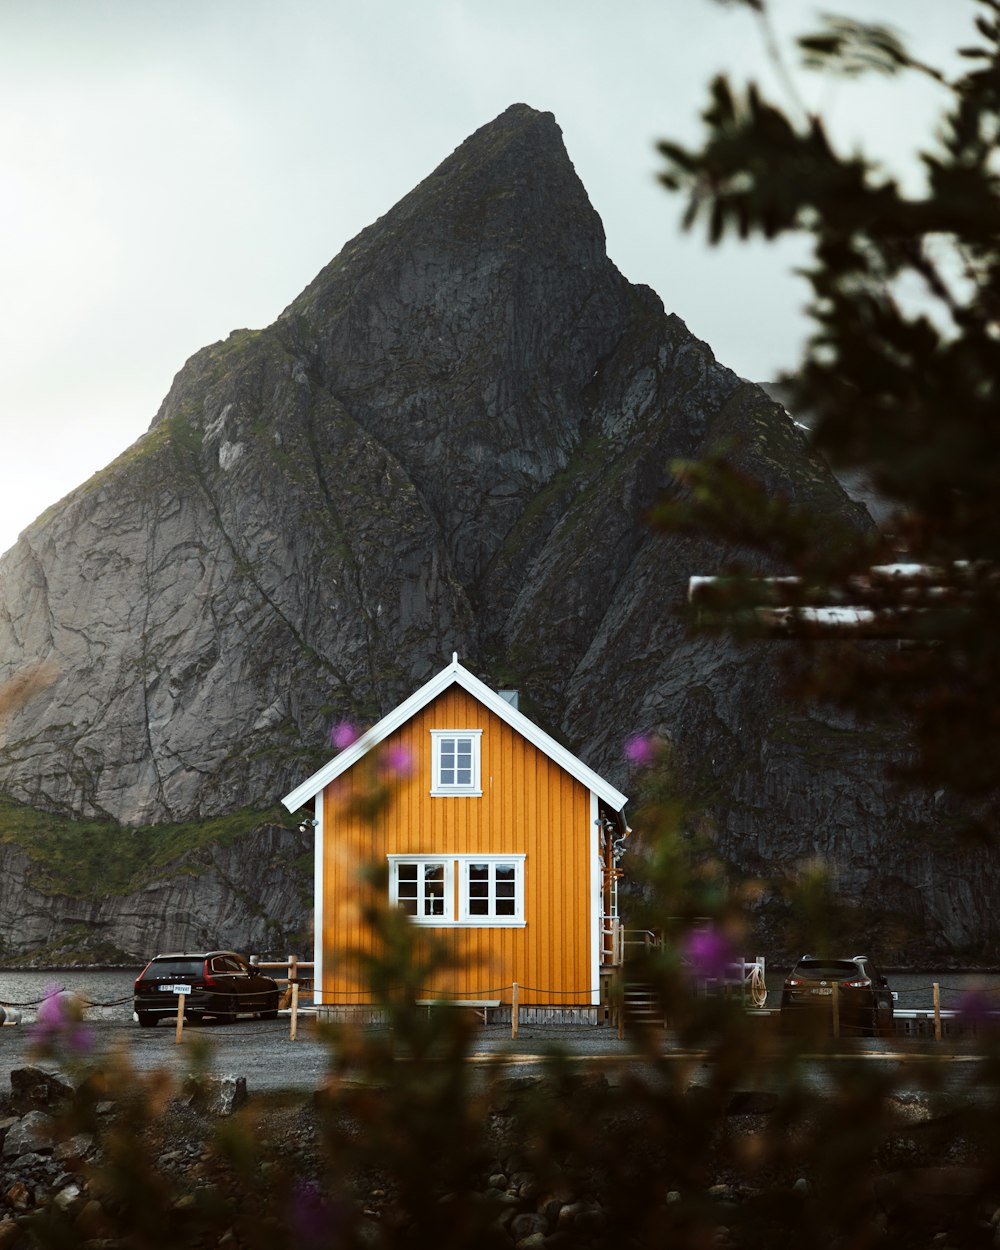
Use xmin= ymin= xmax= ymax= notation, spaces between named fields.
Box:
xmin=280 ymin=655 xmax=630 ymax=1022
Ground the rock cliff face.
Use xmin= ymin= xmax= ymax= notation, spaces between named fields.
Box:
xmin=0 ymin=104 xmax=995 ymax=962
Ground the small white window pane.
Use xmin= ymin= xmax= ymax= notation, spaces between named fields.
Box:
xmin=496 ymin=864 xmax=516 ymax=914
xmin=468 ymin=862 xmax=489 ymax=914
xmin=425 ymin=864 xmax=445 ymax=916
xmin=439 ymin=739 xmax=456 ymax=786
xmin=397 ymin=863 xmax=418 ymax=914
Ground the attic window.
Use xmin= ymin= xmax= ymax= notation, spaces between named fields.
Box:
xmin=430 ymin=730 xmax=482 ymax=796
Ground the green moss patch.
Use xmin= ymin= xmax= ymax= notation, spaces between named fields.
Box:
xmin=0 ymin=797 xmax=292 ymax=900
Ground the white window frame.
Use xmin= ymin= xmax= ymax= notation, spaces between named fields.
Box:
xmin=430 ymin=729 xmax=482 ymax=796
xmin=387 ymin=855 xmax=454 ymax=924
xmin=458 ymin=855 xmax=525 ymax=926
xmin=386 ymin=854 xmax=526 ymax=928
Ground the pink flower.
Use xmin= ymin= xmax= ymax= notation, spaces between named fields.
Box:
xmin=330 ymin=722 xmax=358 ymax=750
xmin=624 ymin=734 xmax=656 ymax=766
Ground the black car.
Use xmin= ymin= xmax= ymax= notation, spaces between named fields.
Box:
xmin=780 ymin=955 xmax=896 ymax=1037
xmin=133 ymin=951 xmax=280 ymax=1027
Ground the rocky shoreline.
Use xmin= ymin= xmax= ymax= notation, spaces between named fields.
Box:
xmin=3 ymin=1059 xmax=1000 ymax=1248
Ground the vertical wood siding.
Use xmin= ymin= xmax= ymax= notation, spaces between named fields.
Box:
xmin=321 ymin=687 xmax=593 ymax=1006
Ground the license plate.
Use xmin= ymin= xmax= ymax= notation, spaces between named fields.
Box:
xmin=160 ymin=984 xmax=192 ymax=995
xmin=810 ymin=987 xmax=833 ymax=996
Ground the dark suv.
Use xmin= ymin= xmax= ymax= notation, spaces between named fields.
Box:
xmin=780 ymin=955 xmax=895 ymax=1037
xmin=133 ymin=951 xmax=280 ymax=1027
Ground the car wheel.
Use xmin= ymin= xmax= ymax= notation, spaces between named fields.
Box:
xmin=137 ymin=1012 xmax=157 ymax=1028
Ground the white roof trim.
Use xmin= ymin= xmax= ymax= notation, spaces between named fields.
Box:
xmin=281 ymin=657 xmax=628 ymax=814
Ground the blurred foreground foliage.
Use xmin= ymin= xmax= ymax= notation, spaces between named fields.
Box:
xmin=654 ymin=0 xmax=1000 ymax=839
xmin=13 ymin=855 xmax=1000 ymax=1250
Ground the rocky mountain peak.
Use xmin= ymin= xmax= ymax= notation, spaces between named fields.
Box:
xmin=276 ymin=101 xmax=630 ymax=588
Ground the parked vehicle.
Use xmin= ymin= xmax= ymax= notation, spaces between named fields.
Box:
xmin=780 ymin=955 xmax=896 ymax=1037
xmin=133 ymin=951 xmax=280 ymax=1027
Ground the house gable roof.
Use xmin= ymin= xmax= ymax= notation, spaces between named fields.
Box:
xmin=281 ymin=655 xmax=628 ymax=814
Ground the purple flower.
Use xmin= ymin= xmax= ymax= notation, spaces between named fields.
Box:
xmin=288 ymin=1181 xmax=350 ymax=1248
xmin=30 ymin=989 xmax=92 ymax=1055
xmin=956 ymin=987 xmax=994 ymax=1027
xmin=330 ymin=721 xmax=358 ymax=750
xmin=289 ymin=1182 xmax=327 ymax=1247
xmin=624 ymin=734 xmax=656 ymax=766
xmin=67 ymin=1024 xmax=95 ymax=1053
xmin=685 ymin=929 xmax=733 ymax=980
xmin=381 ymin=744 xmax=412 ymax=776
xmin=35 ymin=985 xmax=68 ymax=1027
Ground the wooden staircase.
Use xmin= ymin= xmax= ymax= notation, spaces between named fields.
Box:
xmin=622 ymin=979 xmax=665 ymax=1027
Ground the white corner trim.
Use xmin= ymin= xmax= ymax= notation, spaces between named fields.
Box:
xmin=590 ymin=791 xmax=600 ymax=1006
xmin=313 ymin=794 xmax=324 ymax=1006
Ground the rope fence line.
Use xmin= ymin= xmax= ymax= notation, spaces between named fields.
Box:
xmin=5 ymin=980 xmax=1000 ymax=1009
xmin=0 ymin=990 xmax=134 ymax=1009
xmin=6 ymin=982 xmax=995 ymax=1010
xmin=7 ymin=975 xmax=1000 ymax=1047
xmin=0 ymin=993 xmax=64 ymax=1008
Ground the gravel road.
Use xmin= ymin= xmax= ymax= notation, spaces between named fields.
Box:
xmin=0 ymin=1015 xmax=641 ymax=1093
xmin=1 ymin=1013 xmax=996 ymax=1104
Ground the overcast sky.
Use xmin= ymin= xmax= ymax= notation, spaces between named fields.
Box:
xmin=0 ymin=0 xmax=975 ymax=555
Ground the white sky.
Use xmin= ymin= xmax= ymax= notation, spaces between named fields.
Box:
xmin=0 ymin=0 xmax=975 ymax=555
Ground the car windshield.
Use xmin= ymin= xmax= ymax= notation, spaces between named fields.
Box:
xmin=142 ymin=958 xmax=203 ymax=979
xmin=795 ymin=961 xmax=864 ymax=980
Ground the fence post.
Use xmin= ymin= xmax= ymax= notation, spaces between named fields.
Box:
xmin=933 ymin=982 xmax=941 ymax=1041
xmin=175 ymin=992 xmax=186 ymax=1044
xmin=832 ymin=983 xmax=840 ymax=1039
xmin=290 ymin=982 xmax=299 ymax=1042
xmin=511 ymin=982 xmax=519 ymax=1040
